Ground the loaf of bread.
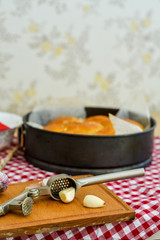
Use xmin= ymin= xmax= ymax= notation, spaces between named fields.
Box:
xmin=43 ymin=115 xmax=144 ymax=135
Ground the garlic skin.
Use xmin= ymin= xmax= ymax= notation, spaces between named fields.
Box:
xmin=0 ymin=172 xmax=8 ymax=193
xmin=83 ymin=195 xmax=105 ymax=208
xmin=59 ymin=187 xmax=75 ymax=203
xmin=42 ymin=177 xmax=50 ymax=186
xmin=25 ymin=182 xmax=41 ymax=190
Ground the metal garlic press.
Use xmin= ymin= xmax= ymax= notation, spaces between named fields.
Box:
xmin=0 ymin=168 xmax=145 ymax=216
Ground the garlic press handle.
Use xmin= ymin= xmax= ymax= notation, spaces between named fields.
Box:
xmin=0 ymin=190 xmax=29 ymax=216
xmin=77 ymin=168 xmax=145 ymax=187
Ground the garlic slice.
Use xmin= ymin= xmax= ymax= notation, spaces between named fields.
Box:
xmin=83 ymin=195 xmax=105 ymax=208
xmin=59 ymin=187 xmax=75 ymax=203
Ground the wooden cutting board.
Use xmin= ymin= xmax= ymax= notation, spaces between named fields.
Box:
xmin=0 ymin=176 xmax=135 ymax=238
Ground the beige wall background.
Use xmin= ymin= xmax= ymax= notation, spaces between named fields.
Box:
xmin=0 ymin=0 xmax=160 ymax=116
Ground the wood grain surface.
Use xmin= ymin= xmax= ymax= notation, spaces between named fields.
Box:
xmin=0 ymin=177 xmax=135 ymax=238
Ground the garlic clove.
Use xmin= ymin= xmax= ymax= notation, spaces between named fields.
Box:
xmin=83 ymin=195 xmax=105 ymax=208
xmin=59 ymin=187 xmax=75 ymax=203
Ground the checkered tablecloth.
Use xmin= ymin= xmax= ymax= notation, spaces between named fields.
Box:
xmin=0 ymin=137 xmax=160 ymax=240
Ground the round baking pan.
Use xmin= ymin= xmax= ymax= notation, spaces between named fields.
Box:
xmin=22 ymin=107 xmax=156 ymax=175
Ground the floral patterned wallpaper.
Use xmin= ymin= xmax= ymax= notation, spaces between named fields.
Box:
xmin=0 ymin=0 xmax=160 ymax=116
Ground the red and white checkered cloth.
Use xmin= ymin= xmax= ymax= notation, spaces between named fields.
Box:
xmin=1 ymin=137 xmax=160 ymax=240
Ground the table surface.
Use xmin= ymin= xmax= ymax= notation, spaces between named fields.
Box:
xmin=0 ymin=135 xmax=160 ymax=240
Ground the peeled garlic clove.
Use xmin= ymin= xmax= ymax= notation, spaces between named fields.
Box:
xmin=83 ymin=195 xmax=105 ymax=208
xmin=59 ymin=187 xmax=75 ymax=203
